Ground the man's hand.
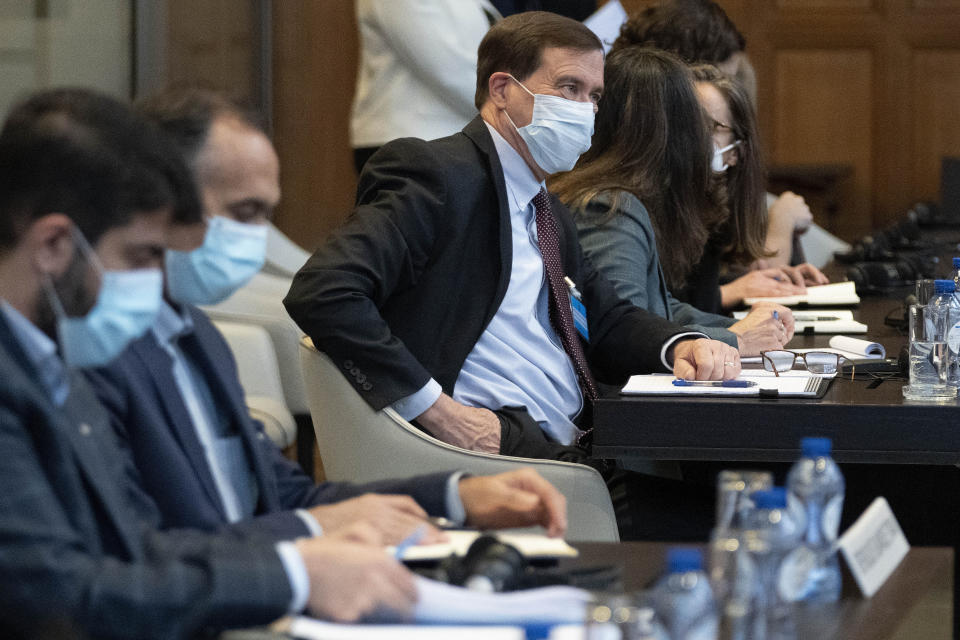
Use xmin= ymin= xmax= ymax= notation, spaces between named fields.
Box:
xmin=296 ymin=522 xmax=417 ymax=622
xmin=720 ymin=268 xmax=806 ymax=308
xmin=416 ymin=394 xmax=500 ymax=453
xmin=459 ymin=469 xmax=568 ymax=537
xmin=729 ymin=303 xmax=794 ymax=356
xmin=669 ymin=338 xmax=741 ymax=380
xmin=308 ymin=494 xmax=445 ymax=546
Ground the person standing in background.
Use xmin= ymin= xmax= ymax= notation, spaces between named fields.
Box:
xmin=351 ymin=0 xmax=501 ymax=173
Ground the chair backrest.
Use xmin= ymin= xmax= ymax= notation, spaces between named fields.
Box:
xmin=298 ymin=338 xmax=619 ymax=542
xmin=798 ymin=223 xmax=852 ymax=269
xmin=201 ymin=272 xmax=308 ymax=415
xmin=212 ymin=320 xmax=296 ymax=448
xmin=263 ymin=223 xmax=312 ymax=278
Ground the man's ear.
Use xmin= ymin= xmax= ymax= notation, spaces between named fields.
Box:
xmin=28 ymin=214 xmax=76 ymax=278
xmin=487 ymin=72 xmax=513 ymax=109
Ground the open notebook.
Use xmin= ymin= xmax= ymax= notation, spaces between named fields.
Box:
xmin=744 ymin=280 xmax=860 ymax=306
xmin=621 ymin=371 xmax=830 ymax=398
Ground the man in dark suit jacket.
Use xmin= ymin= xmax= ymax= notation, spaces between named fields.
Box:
xmin=0 ymin=88 xmax=417 ymax=638
xmin=285 ymin=12 xmax=741 ymax=462
xmin=86 ymin=89 xmax=568 ymax=544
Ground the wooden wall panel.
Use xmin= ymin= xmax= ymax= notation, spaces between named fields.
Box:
xmin=775 ymin=0 xmax=876 ymax=10
xmin=772 ymin=50 xmax=874 ymax=238
xmin=911 ymin=51 xmax=960 ymax=204
xmin=271 ymin=0 xmax=358 ymax=252
xmin=166 ymin=0 xmax=257 ymax=102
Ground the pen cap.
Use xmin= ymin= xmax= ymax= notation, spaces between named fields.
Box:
xmin=934 ymin=279 xmax=955 ymax=294
xmin=666 ymin=548 xmax=703 ymax=573
xmin=800 ymin=437 xmax=832 ymax=458
xmin=751 ymin=487 xmax=787 ymax=510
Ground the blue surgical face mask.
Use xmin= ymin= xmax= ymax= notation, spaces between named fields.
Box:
xmin=506 ymin=76 xmax=596 ymax=175
xmin=164 ymin=215 xmax=267 ymax=305
xmin=44 ymin=229 xmax=163 ymax=368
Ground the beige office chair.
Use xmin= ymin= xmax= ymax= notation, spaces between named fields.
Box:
xmin=299 ymin=337 xmax=619 ymax=542
xmin=213 ymin=320 xmax=297 ymax=448
xmin=201 ymin=272 xmax=308 ymax=416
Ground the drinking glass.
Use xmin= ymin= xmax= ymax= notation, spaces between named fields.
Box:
xmin=903 ymin=304 xmax=956 ymax=402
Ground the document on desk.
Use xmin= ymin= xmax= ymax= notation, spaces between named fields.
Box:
xmin=744 ymin=280 xmax=860 ymax=306
xmin=621 ymin=372 xmax=829 ymax=397
xmin=287 ymin=577 xmax=593 ymax=637
xmin=390 ymin=530 xmax=578 ymax=562
xmin=733 ymin=308 xmax=867 ymax=334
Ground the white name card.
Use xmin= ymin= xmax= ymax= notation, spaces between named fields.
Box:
xmin=838 ymin=497 xmax=910 ymax=598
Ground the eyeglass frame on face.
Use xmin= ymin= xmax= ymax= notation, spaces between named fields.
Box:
xmin=759 ymin=350 xmax=854 ymax=378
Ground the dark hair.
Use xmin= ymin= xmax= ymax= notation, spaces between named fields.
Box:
xmin=550 ymin=47 xmax=718 ymax=290
xmin=690 ymin=64 xmax=768 ymax=264
xmin=475 ymin=11 xmax=602 ymax=109
xmin=613 ymin=0 xmax=744 ymax=64
xmin=0 ymin=88 xmax=201 ymax=250
xmin=135 ymin=88 xmax=265 ymax=166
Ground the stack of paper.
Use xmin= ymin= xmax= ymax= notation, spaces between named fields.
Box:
xmin=734 ymin=308 xmax=867 ymax=334
xmin=287 ymin=576 xmax=594 ymax=637
xmin=744 ymin=280 xmax=860 ymax=306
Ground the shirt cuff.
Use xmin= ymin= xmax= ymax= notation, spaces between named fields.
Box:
xmin=275 ymin=541 xmax=310 ymax=613
xmin=391 ymin=378 xmax=443 ymax=421
xmin=660 ymin=332 xmax=709 ymax=370
xmin=295 ymin=509 xmax=324 ymax=537
xmin=444 ymin=471 xmax=468 ymax=525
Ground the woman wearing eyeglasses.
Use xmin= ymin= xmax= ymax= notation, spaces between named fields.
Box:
xmin=684 ymin=64 xmax=829 ymax=312
xmin=550 ymin=47 xmax=794 ymax=356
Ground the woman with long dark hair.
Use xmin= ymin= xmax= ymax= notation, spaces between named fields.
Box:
xmin=682 ymin=64 xmax=828 ymax=311
xmin=550 ymin=47 xmax=793 ymax=355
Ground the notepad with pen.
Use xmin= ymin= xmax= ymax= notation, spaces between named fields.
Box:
xmin=621 ymin=371 xmax=831 ymax=398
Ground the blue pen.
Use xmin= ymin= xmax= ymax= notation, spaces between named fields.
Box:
xmin=393 ymin=523 xmax=429 ymax=559
xmin=773 ymin=310 xmax=780 ymax=320
xmin=673 ymin=379 xmax=757 ymax=388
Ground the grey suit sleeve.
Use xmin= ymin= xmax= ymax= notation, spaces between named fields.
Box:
xmin=0 ymin=403 xmax=292 ymax=639
xmin=667 ymin=296 xmax=738 ymax=347
xmin=575 ymin=195 xmax=739 ymax=349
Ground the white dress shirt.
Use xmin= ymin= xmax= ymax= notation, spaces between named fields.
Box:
xmin=350 ymin=0 xmax=500 ymax=148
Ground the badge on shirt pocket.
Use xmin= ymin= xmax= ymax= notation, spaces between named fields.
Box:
xmin=570 ymin=295 xmax=589 ymax=342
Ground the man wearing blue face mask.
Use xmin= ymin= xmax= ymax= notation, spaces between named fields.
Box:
xmin=85 ymin=89 xmax=570 ymax=547
xmin=0 ymin=88 xmax=431 ymax=638
xmin=286 ymin=12 xmax=740 ymax=487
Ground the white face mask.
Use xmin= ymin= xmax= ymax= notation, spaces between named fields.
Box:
xmin=506 ymin=76 xmax=596 ymax=175
xmin=712 ymin=140 xmax=741 ymax=173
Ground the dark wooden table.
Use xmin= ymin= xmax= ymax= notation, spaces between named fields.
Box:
xmin=591 ymin=292 xmax=960 ymax=465
xmin=565 ymin=541 xmax=953 ymax=640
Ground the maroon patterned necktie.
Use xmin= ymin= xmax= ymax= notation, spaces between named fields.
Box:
xmin=532 ymin=188 xmax=600 ymax=404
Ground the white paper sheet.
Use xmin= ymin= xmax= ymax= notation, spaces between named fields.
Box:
xmin=583 ymin=0 xmax=627 ymax=52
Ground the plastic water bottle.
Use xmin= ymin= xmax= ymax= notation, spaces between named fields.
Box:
xmin=742 ymin=488 xmax=803 ymax=640
xmin=926 ymin=279 xmax=960 ymax=385
xmin=786 ymin=437 xmax=845 ymax=603
xmin=651 ymin=548 xmax=718 ymax=640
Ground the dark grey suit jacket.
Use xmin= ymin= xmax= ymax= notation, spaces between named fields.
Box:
xmin=285 ymin=116 xmax=689 ymax=412
xmin=0 ymin=315 xmax=291 ymax=639
xmin=84 ymin=304 xmax=454 ymax=538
